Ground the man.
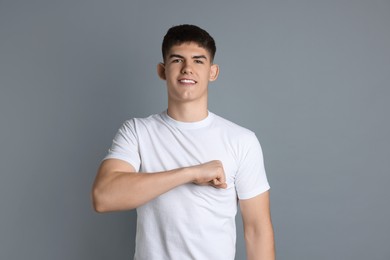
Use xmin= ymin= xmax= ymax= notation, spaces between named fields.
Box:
xmin=92 ymin=24 xmax=275 ymax=260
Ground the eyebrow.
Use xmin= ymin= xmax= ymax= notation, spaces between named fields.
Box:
xmin=169 ymin=54 xmax=208 ymax=60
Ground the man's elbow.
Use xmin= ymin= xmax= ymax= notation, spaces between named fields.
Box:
xmin=91 ymin=186 xmax=138 ymax=212
xmin=91 ymin=186 xmax=110 ymax=213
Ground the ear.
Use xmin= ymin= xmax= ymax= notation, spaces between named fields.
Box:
xmin=209 ymin=64 xmax=219 ymax=82
xmin=157 ymin=63 xmax=166 ymax=80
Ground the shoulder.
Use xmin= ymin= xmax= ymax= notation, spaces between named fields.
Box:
xmin=211 ymin=112 xmax=257 ymax=140
xmin=122 ymin=112 xmax=164 ymax=130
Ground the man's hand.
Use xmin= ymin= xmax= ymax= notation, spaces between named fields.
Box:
xmin=190 ymin=160 xmax=227 ymax=189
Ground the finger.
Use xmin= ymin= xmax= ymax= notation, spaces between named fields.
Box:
xmin=217 ymin=166 xmax=226 ymax=184
xmin=211 ymin=179 xmax=227 ymax=189
xmin=210 ymin=182 xmax=227 ymax=189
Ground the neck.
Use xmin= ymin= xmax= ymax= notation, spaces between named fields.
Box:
xmin=167 ymin=100 xmax=208 ymax=122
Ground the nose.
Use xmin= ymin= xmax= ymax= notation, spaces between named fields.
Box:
xmin=181 ymin=61 xmax=193 ymax=74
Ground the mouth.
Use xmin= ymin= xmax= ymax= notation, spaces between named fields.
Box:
xmin=178 ymin=78 xmax=197 ymax=85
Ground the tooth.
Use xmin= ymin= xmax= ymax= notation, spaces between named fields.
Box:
xmin=181 ymin=79 xmax=194 ymax=83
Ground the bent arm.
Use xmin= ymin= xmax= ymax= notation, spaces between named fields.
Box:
xmin=239 ymin=191 xmax=275 ymax=260
xmin=92 ymin=159 xmax=226 ymax=212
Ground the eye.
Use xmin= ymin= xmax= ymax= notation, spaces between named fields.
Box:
xmin=172 ymin=59 xmax=183 ymax=63
xmin=194 ymin=60 xmax=204 ymax=64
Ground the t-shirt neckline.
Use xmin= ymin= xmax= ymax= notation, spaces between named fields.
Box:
xmin=161 ymin=110 xmax=214 ymax=130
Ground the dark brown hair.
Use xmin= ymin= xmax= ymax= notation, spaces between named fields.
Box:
xmin=162 ymin=24 xmax=216 ymax=62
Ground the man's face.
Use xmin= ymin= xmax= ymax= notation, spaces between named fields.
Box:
xmin=158 ymin=42 xmax=219 ymax=105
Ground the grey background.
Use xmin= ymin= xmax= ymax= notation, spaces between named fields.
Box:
xmin=1 ymin=0 xmax=389 ymax=259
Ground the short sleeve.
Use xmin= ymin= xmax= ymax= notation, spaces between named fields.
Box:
xmin=103 ymin=119 xmax=141 ymax=171
xmin=235 ymin=133 xmax=270 ymax=200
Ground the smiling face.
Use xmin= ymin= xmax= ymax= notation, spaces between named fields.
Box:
xmin=158 ymin=42 xmax=219 ymax=106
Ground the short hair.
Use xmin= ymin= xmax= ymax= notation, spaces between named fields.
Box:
xmin=162 ymin=24 xmax=216 ymax=62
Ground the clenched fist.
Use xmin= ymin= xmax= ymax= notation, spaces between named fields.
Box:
xmin=190 ymin=160 xmax=227 ymax=189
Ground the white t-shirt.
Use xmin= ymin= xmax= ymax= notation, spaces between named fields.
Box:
xmin=104 ymin=111 xmax=270 ymax=260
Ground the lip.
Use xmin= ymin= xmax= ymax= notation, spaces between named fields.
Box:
xmin=178 ymin=78 xmax=197 ymax=85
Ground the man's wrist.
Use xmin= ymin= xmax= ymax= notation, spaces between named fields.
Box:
xmin=180 ymin=165 xmax=198 ymax=184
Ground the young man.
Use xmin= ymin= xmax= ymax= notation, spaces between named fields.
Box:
xmin=92 ymin=24 xmax=275 ymax=260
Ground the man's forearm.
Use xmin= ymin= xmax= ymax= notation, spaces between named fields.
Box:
xmin=92 ymin=166 xmax=194 ymax=212
xmin=92 ymin=159 xmax=226 ymax=212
